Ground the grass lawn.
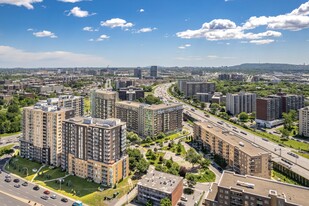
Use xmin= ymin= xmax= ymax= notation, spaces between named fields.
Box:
xmin=277 ymin=126 xmax=298 ymax=137
xmin=34 ymin=167 xmax=67 ymax=182
xmin=5 ymin=156 xmax=43 ymax=181
xmin=0 ymin=132 xmax=21 ymax=138
xmin=186 ymin=169 xmax=216 ymax=183
xmin=271 ymin=170 xmax=300 ymax=186
xmin=38 ymin=174 xmax=136 ymax=206
xmin=84 ymin=97 xmax=90 ymax=115
xmin=294 ymin=151 xmax=309 ymax=159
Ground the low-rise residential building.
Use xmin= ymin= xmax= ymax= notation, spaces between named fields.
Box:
xmin=118 ymin=87 xmax=144 ymax=101
xmin=205 ymin=171 xmax=308 ymax=206
xmin=116 ymin=101 xmax=183 ymax=137
xmin=61 ymin=117 xmax=128 ymax=187
xmin=137 ymin=169 xmax=183 ymax=206
xmin=194 ymin=121 xmax=271 ymax=178
xmin=20 ymin=103 xmax=75 ymax=166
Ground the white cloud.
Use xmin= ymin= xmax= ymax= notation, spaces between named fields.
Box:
xmin=82 ymin=26 xmax=98 ymax=32
xmin=67 ymin=7 xmax=95 ymax=18
xmin=97 ymin=34 xmax=110 ymax=41
xmin=136 ymin=27 xmax=157 ymax=33
xmin=177 ymin=1 xmax=309 ymax=43
xmin=0 ymin=0 xmax=42 ymax=9
xmin=58 ymin=0 xmax=88 ymax=3
xmin=101 ymin=18 xmax=133 ymax=28
xmin=207 ymin=55 xmax=219 ymax=59
xmin=27 ymin=28 xmax=33 ymax=31
xmin=139 ymin=8 xmax=144 ymax=13
xmin=249 ymin=39 xmax=274 ymax=45
xmin=178 ymin=44 xmax=191 ymax=49
xmin=0 ymin=45 xmax=108 ymax=67
xmin=33 ymin=30 xmax=57 ymax=38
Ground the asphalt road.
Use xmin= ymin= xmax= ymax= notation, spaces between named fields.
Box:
xmin=0 ymin=133 xmax=20 ymax=146
xmin=0 ymin=155 xmax=75 ymax=206
xmin=154 ymin=83 xmax=309 ymax=173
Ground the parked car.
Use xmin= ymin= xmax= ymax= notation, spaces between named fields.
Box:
xmin=50 ymin=194 xmax=57 ymax=199
xmin=5 ymin=178 xmax=11 ymax=182
xmin=61 ymin=198 xmax=68 ymax=203
xmin=44 ymin=190 xmax=50 ymax=195
xmin=41 ymin=196 xmax=49 ymax=200
xmin=13 ymin=179 xmax=20 ymax=183
xmin=33 ymin=185 xmax=40 ymax=191
xmin=14 ymin=184 xmax=20 ymax=188
xmin=22 ymin=182 xmax=28 ymax=186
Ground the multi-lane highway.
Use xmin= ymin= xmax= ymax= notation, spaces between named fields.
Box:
xmin=0 ymin=155 xmax=75 ymax=206
xmin=154 ymin=83 xmax=309 ymax=176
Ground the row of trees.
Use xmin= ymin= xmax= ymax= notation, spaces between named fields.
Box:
xmin=137 ymin=94 xmax=162 ymax=105
xmin=127 ymin=148 xmax=149 ymax=174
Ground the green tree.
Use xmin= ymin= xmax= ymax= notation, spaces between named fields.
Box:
xmin=200 ymin=102 xmax=206 ymax=109
xmin=160 ymin=197 xmax=172 ymax=206
xmin=239 ymin=112 xmax=249 ymax=122
xmin=282 ymin=111 xmax=294 ymax=130
xmin=185 ymin=148 xmax=201 ymax=167
xmin=281 ymin=128 xmax=290 ymax=139
xmin=210 ymin=103 xmax=220 ymax=114
xmin=136 ymin=158 xmax=149 ymax=174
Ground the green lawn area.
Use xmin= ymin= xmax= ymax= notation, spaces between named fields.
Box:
xmin=271 ymin=170 xmax=300 ymax=186
xmin=38 ymin=174 xmax=136 ymax=206
xmin=5 ymin=156 xmax=43 ymax=181
xmin=0 ymin=132 xmax=21 ymax=138
xmin=186 ymin=169 xmax=216 ymax=183
xmin=277 ymin=126 xmax=298 ymax=137
xmin=34 ymin=167 xmax=67 ymax=182
xmin=294 ymin=151 xmax=309 ymax=159
xmin=84 ymin=97 xmax=90 ymax=115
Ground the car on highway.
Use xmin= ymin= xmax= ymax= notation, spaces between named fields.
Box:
xmin=22 ymin=181 xmax=28 ymax=186
xmin=61 ymin=198 xmax=68 ymax=203
xmin=44 ymin=190 xmax=50 ymax=195
xmin=5 ymin=175 xmax=11 ymax=179
xmin=33 ymin=185 xmax=40 ymax=191
xmin=262 ymin=138 xmax=269 ymax=142
xmin=288 ymin=152 xmax=299 ymax=158
xmin=14 ymin=184 xmax=20 ymax=188
xmin=13 ymin=178 xmax=20 ymax=183
xmin=72 ymin=200 xmax=83 ymax=206
xmin=240 ymin=131 xmax=247 ymax=135
xmin=41 ymin=195 xmax=49 ymax=200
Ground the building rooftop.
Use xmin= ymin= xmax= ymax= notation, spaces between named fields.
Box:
xmin=195 ymin=121 xmax=269 ymax=157
xmin=93 ymin=89 xmax=116 ymax=95
xmin=138 ymin=169 xmax=183 ymax=194
xmin=207 ymin=171 xmax=308 ymax=205
xmin=65 ymin=117 xmax=125 ymax=128
xmin=116 ymin=101 xmax=183 ymax=110
xmin=24 ymin=103 xmax=72 ymax=113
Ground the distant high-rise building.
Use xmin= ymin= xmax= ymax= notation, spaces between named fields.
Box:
xmin=114 ymin=79 xmax=135 ymax=90
xmin=150 ymin=66 xmax=158 ymax=78
xmin=116 ymin=101 xmax=183 ymax=137
xmin=177 ymin=80 xmax=215 ymax=97
xmin=118 ymin=87 xmax=144 ymax=101
xmin=91 ymin=90 xmax=117 ymax=119
xmin=255 ymin=97 xmax=282 ymax=128
xmin=134 ymin=68 xmax=142 ymax=79
xmin=231 ymin=73 xmax=245 ymax=81
xmin=299 ymin=107 xmax=309 ymax=137
xmin=218 ymin=73 xmax=230 ymax=80
xmin=62 ymin=117 xmax=129 ymax=186
xmin=226 ymin=92 xmax=256 ymax=115
xmin=45 ymin=95 xmax=84 ymax=116
xmin=268 ymin=93 xmax=304 ymax=116
xmin=20 ymin=103 xmax=75 ymax=166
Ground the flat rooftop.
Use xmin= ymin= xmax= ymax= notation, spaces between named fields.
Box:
xmin=195 ymin=121 xmax=269 ymax=157
xmin=208 ymin=171 xmax=308 ymax=205
xmin=64 ymin=117 xmax=125 ymax=128
xmin=138 ymin=169 xmax=183 ymax=194
xmin=116 ymin=101 xmax=182 ymax=110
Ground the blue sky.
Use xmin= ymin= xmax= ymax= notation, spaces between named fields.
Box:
xmin=0 ymin=0 xmax=309 ymax=68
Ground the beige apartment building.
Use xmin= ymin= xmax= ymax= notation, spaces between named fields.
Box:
xmin=298 ymin=106 xmax=309 ymax=137
xmin=205 ymin=171 xmax=308 ymax=206
xmin=194 ymin=122 xmax=271 ymax=178
xmin=61 ymin=117 xmax=129 ymax=186
xmin=46 ymin=95 xmax=84 ymax=116
xmin=20 ymin=103 xmax=75 ymax=166
xmin=115 ymin=101 xmax=183 ymax=137
xmin=91 ymin=89 xmax=117 ymax=119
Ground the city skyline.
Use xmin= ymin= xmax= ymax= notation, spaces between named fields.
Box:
xmin=0 ymin=0 xmax=309 ymax=67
